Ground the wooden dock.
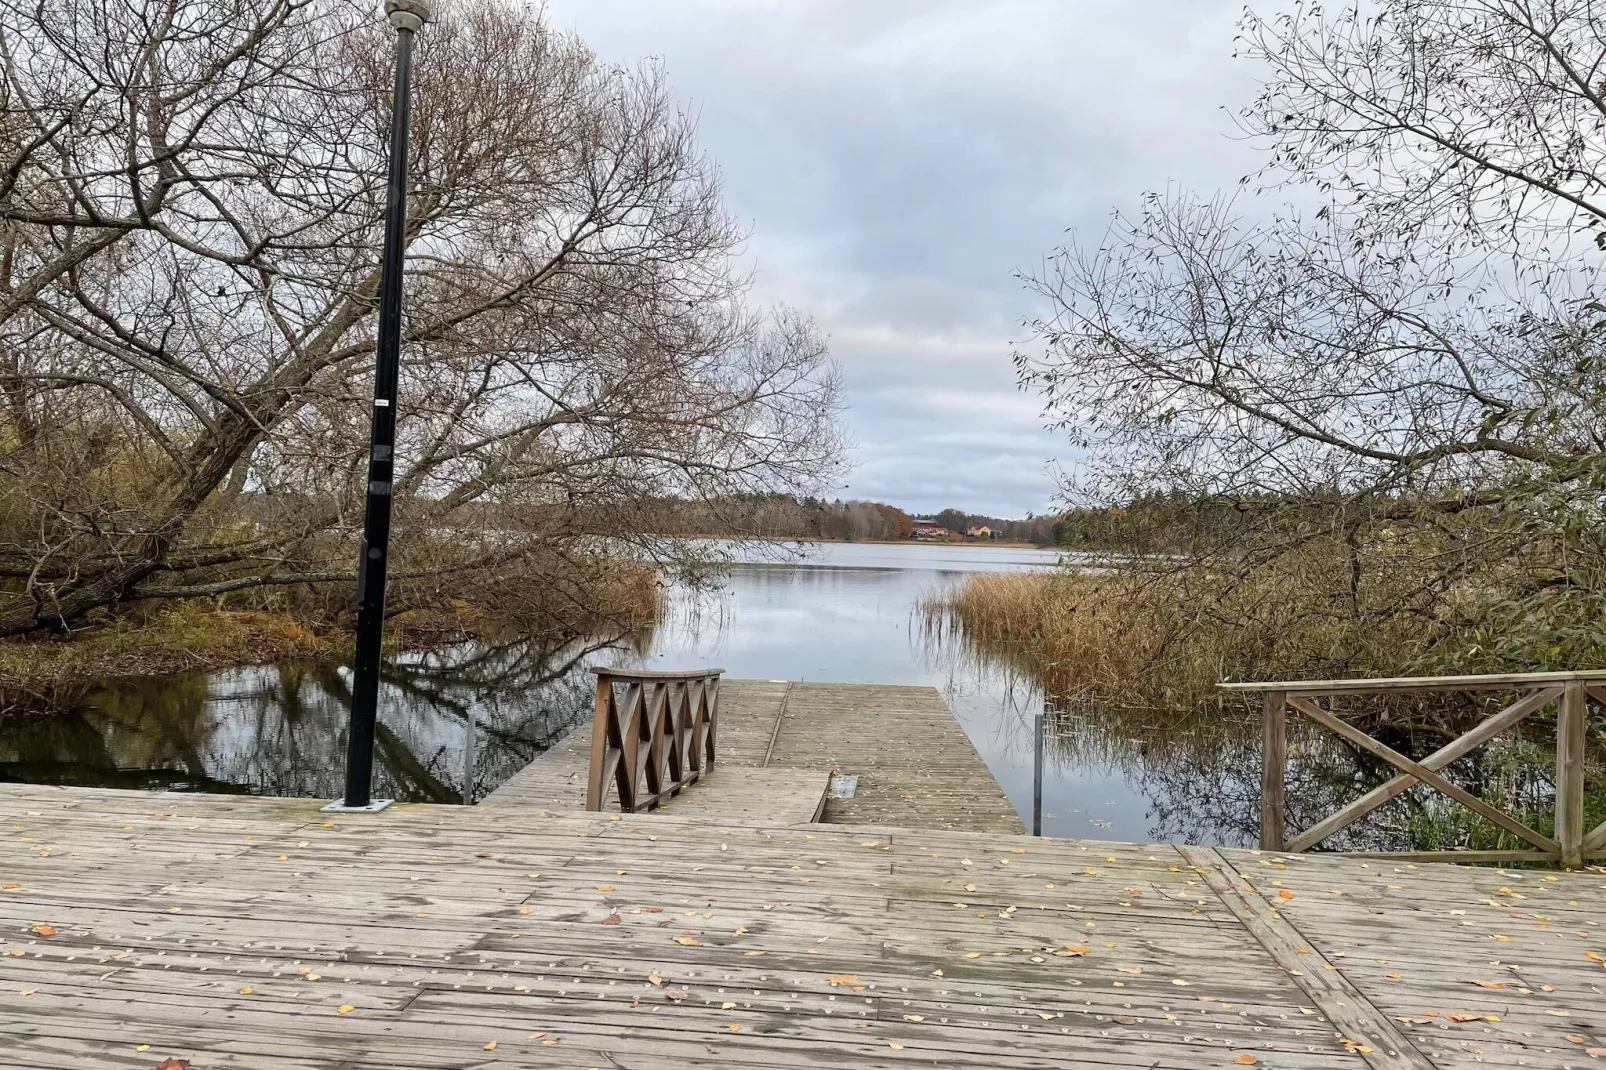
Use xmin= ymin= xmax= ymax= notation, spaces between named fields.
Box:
xmin=485 ymin=679 xmax=1024 ymax=833
xmin=3 ymin=678 xmax=1604 ymax=1068
xmin=3 ymin=782 xmax=1604 ymax=1068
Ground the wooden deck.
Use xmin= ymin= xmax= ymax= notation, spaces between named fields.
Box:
xmin=485 ymin=679 xmax=1023 ymax=833
xmin=3 ymin=781 xmax=1604 ymax=1069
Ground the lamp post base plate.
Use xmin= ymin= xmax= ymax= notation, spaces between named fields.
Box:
xmin=321 ymin=799 xmax=395 ymax=814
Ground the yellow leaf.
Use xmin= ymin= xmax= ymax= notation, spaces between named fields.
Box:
xmin=337 ymin=1004 xmax=355 ymax=1015
xmin=964 ymin=952 xmax=982 ymax=959
xmin=727 ymin=1024 xmax=740 ymax=1033
xmin=647 ymin=973 xmax=662 ymax=986
xmin=518 ymin=906 xmax=533 ymax=915
xmin=825 ymin=974 xmax=859 ymax=985
xmin=1277 ymin=890 xmax=1295 ymax=900
xmin=722 ymin=1001 xmax=737 ymax=1010
xmin=1037 ymin=1012 xmax=1055 ymax=1020
xmin=890 ymin=1043 xmax=904 ymax=1050
xmin=238 ymin=987 xmax=254 ymax=995
xmin=743 ymin=950 xmax=766 ymax=957
xmin=1385 ymin=972 xmax=1402 ymax=979
xmin=904 ymin=1014 xmax=924 ymax=1022
xmin=30 ymin=924 xmax=55 ymax=937
xmin=1234 ymin=1056 xmax=1259 ymax=1066
xmin=596 ymin=885 xmax=615 ymax=892
xmin=483 ymin=1041 xmax=497 ymax=1051
xmin=136 ymin=1046 xmax=150 ymax=1053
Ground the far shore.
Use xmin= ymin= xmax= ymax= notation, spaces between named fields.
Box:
xmin=766 ymin=536 xmax=1056 ymax=550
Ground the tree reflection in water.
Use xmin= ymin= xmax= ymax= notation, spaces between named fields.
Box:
xmin=0 ymin=631 xmax=647 ymax=803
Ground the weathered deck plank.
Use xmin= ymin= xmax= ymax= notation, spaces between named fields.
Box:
xmin=5 ymin=782 xmax=1604 ymax=1068
xmin=485 ymin=679 xmax=1021 ymax=833
xmin=769 ymin=682 xmax=1022 ymax=832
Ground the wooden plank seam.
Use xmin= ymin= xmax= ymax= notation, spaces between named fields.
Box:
xmin=1178 ymin=845 xmax=1437 ymax=1070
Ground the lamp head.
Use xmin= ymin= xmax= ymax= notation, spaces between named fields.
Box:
xmin=385 ymin=0 xmax=431 ymax=32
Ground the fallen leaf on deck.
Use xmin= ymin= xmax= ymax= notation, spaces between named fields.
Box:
xmin=1233 ymin=1056 xmax=1258 ymax=1066
xmin=1117 ymin=966 xmax=1142 ymax=975
xmin=596 ymin=885 xmax=615 ymax=892
xmin=483 ymin=1041 xmax=497 ymax=1051
xmin=825 ymin=974 xmax=859 ymax=985
xmin=601 ymin=915 xmax=622 ymax=926
xmin=1277 ymin=890 xmax=1295 ymax=900
xmin=155 ymin=1061 xmax=190 ymax=1070
xmin=518 ymin=906 xmax=533 ymax=915
xmin=672 ymin=935 xmax=701 ymax=946
xmin=337 ymin=1004 xmax=355 ymax=1015
xmin=904 ymin=1014 xmax=924 ymax=1022
xmin=238 ymin=987 xmax=254 ymax=995
xmin=648 ymin=973 xmax=662 ymax=986
xmin=722 ymin=1001 xmax=736 ymax=1009
xmin=30 ymin=924 xmax=55 ymax=937
xmin=726 ymin=1024 xmax=740 ymax=1033
xmin=665 ymin=988 xmax=690 ymax=1000
xmin=1466 ymin=980 xmax=1508 ymax=989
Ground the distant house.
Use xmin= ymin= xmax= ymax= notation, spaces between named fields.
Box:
xmin=910 ymin=521 xmax=950 ymax=540
xmin=965 ymin=526 xmax=993 ymax=539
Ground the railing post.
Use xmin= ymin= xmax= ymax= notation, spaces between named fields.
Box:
xmin=585 ymin=673 xmax=612 ymax=811
xmin=1261 ymin=690 xmax=1287 ymax=852
xmin=1557 ymin=680 xmax=1586 ymax=868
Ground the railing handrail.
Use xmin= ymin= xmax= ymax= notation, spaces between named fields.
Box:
xmin=1245 ymin=674 xmax=1603 ymax=866
xmin=585 ymin=667 xmax=723 ymax=814
xmin=1222 ymin=669 xmax=1606 ymax=694
xmin=589 ymin=666 xmax=726 ymax=680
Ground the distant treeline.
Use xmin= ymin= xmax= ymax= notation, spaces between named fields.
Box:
xmin=649 ymin=495 xmax=1123 ymax=547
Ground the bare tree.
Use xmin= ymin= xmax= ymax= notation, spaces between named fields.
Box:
xmin=0 ymin=0 xmax=844 ymax=636
xmin=1016 ymin=1 xmax=1606 ymax=677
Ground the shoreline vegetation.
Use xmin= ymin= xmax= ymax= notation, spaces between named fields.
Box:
xmin=0 ymin=560 xmax=662 ymax=718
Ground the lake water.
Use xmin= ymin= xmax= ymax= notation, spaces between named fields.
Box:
xmin=4 ymin=541 xmax=1479 ymax=848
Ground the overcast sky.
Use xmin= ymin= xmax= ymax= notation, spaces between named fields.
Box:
xmin=543 ymin=0 xmax=1263 ymax=518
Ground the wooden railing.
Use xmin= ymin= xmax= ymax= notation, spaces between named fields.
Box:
xmin=1222 ymin=671 xmax=1606 ymax=866
xmin=585 ymin=667 xmax=723 ymax=813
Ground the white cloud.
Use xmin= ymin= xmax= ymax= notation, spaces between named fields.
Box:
xmin=542 ymin=0 xmax=1261 ymax=515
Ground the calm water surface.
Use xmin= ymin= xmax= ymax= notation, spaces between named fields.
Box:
xmin=0 ymin=542 xmax=1271 ymax=845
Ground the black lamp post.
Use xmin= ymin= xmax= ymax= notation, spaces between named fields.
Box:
xmin=327 ymin=0 xmax=432 ymax=814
